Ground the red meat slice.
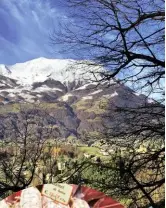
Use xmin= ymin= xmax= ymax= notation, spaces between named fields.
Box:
xmin=80 ymin=186 xmax=105 ymax=202
xmin=5 ymin=190 xmax=21 ymax=204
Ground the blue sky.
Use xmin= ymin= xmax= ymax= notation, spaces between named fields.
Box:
xmin=0 ymin=0 xmax=71 ymax=65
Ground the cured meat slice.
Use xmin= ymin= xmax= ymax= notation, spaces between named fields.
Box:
xmin=71 ymin=198 xmax=90 ymax=208
xmin=0 ymin=184 xmax=125 ymax=208
xmin=80 ymin=186 xmax=105 ymax=202
xmin=0 ymin=200 xmax=9 ymax=208
xmin=20 ymin=187 xmax=42 ymax=208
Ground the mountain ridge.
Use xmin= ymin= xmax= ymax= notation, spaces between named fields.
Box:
xmin=0 ymin=58 xmax=155 ymax=140
xmin=0 ymin=57 xmax=103 ymax=86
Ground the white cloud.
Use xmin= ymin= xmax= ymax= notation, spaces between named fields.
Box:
xmin=0 ymin=0 xmax=66 ymax=64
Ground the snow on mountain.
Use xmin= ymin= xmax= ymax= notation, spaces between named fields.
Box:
xmin=60 ymin=93 xmax=73 ymax=102
xmin=0 ymin=65 xmax=12 ymax=75
xmin=0 ymin=57 xmax=153 ymax=106
xmin=0 ymin=57 xmax=102 ymax=86
xmin=89 ymin=89 xmax=103 ymax=95
xmin=0 ymin=58 xmax=159 ymax=139
xmin=0 ymin=57 xmax=108 ymax=103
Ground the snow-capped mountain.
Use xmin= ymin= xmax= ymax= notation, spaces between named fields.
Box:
xmin=0 ymin=58 xmax=156 ymax=139
xmin=0 ymin=57 xmax=107 ymax=102
xmin=0 ymin=57 xmax=102 ymax=86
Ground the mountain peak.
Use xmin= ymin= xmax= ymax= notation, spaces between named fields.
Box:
xmin=0 ymin=58 xmax=102 ymax=86
xmin=0 ymin=58 xmax=155 ymax=139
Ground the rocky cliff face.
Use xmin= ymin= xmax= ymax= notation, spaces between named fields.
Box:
xmin=0 ymin=58 xmax=155 ymax=140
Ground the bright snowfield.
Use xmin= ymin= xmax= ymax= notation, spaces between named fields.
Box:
xmin=0 ymin=57 xmax=119 ymax=103
xmin=0 ymin=57 xmax=154 ymax=104
xmin=0 ymin=57 xmax=103 ymax=86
